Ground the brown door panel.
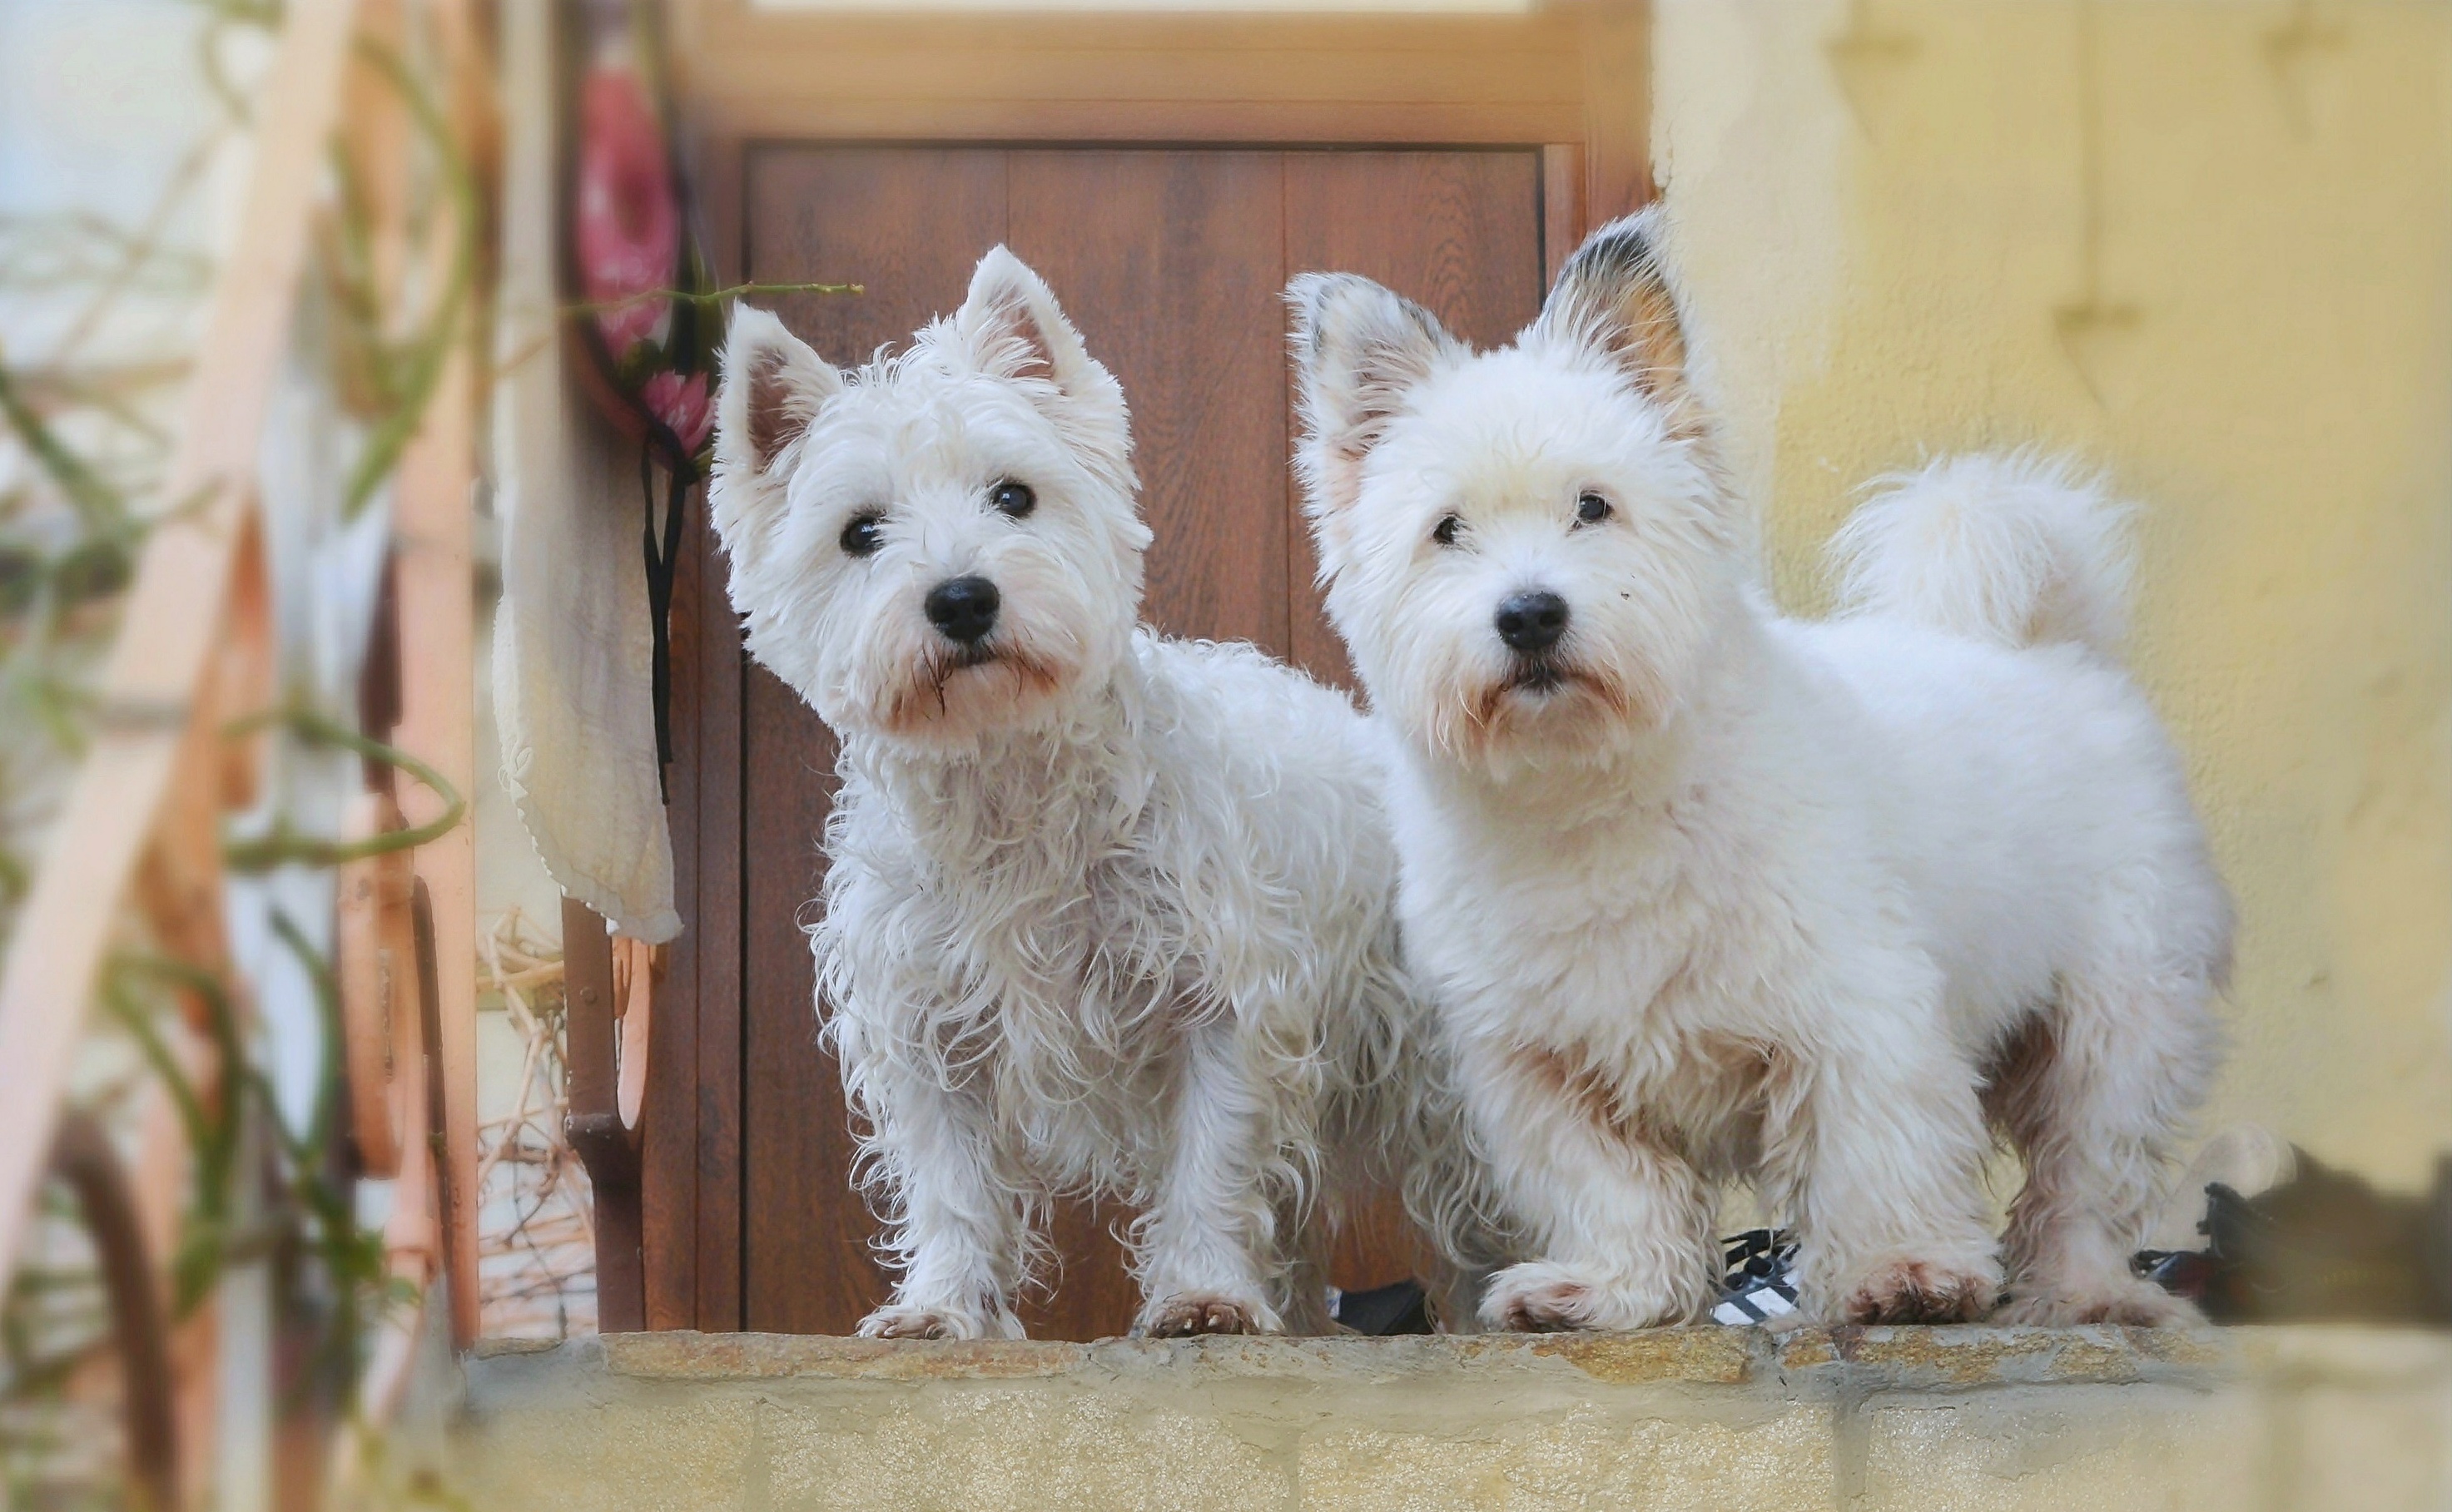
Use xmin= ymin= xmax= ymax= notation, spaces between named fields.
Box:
xmin=1008 ymin=149 xmax=1293 ymax=659
xmin=1282 ymin=149 xmax=1546 ymax=690
xmin=713 ymin=144 xmax=1541 ymax=1339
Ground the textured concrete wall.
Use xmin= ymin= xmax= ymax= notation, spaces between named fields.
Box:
xmin=1652 ymin=0 xmax=2452 ymax=1188
xmin=439 ymin=1327 xmax=2451 ymax=1511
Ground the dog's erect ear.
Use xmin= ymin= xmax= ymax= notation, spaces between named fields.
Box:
xmin=716 ymin=306 xmax=841 ymax=477
xmin=1287 ymin=273 xmax=1462 ymax=517
xmin=711 ymin=306 xmax=840 ymax=558
xmin=952 ymin=247 xmax=1130 ymax=465
xmin=1536 ymin=209 xmax=1704 ymax=439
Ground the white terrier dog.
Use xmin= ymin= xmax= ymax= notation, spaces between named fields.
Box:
xmin=708 ymin=248 xmax=1474 ymax=1340
xmin=1288 ymin=212 xmax=2231 ymax=1330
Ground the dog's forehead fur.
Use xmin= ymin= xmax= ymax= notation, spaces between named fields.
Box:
xmin=1358 ymin=345 xmax=1690 ymax=527
xmin=781 ymin=317 xmax=1138 ymax=518
xmin=790 ymin=355 xmax=1087 ymax=503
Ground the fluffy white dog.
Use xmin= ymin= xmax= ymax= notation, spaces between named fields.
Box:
xmin=1288 ymin=212 xmax=2232 ymax=1330
xmin=708 ymin=248 xmax=1473 ymax=1340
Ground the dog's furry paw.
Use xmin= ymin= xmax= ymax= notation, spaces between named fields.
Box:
xmin=1478 ymin=1262 xmax=1686 ymax=1332
xmin=856 ymin=1303 xmax=1009 ymax=1341
xmin=1836 ymin=1257 xmax=1998 ymax=1325
xmin=1997 ymin=1277 xmax=2200 ymax=1328
xmin=1139 ymin=1291 xmax=1276 ymax=1337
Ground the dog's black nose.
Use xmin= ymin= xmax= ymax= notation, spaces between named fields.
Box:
xmin=1494 ymin=590 xmax=1569 ymax=654
xmin=924 ymin=575 xmax=1000 ymax=644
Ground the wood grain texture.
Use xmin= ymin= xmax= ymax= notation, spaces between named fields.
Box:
xmin=1541 ymin=142 xmax=1586 ymax=288
xmin=678 ymin=3 xmax=1582 ymax=59
xmin=690 ymin=504 xmax=745 ymax=1333
xmin=563 ymin=900 xmax=643 ymax=1332
xmin=669 ymin=0 xmax=1589 ymax=151
xmin=739 ymin=673 xmax=856 ymax=1336
xmin=394 ymin=285 xmax=482 ymax=1350
xmin=1281 ymin=149 xmax=1546 ymax=690
xmin=643 ymin=481 xmax=703 ymax=1331
xmin=1006 ymin=151 xmax=1297 ymax=1336
xmin=673 ymin=144 xmax=1550 ymax=1340
xmin=651 ymin=0 xmax=1654 ymax=1343
xmin=697 ymin=99 xmax=1583 ymax=151
xmin=1579 ymin=3 xmax=1655 ymax=224
xmin=1010 ymin=149 xmax=1290 ymax=657
xmin=740 ymin=148 xmax=1006 ymax=1336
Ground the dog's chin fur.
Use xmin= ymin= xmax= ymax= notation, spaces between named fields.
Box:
xmin=1414 ymin=664 xmax=1638 ymax=778
xmin=1291 ymin=212 xmax=2231 ymax=1330
xmin=871 ymin=642 xmax=1076 ymax=746
xmin=708 ymin=249 xmax=1502 ymax=1341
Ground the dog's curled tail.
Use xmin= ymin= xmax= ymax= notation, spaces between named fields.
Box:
xmin=1829 ymin=451 xmax=2133 ymax=657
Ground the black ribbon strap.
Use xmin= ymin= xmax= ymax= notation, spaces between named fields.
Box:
xmin=641 ymin=450 xmax=687 ymax=802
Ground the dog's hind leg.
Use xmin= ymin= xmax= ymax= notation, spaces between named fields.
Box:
xmin=1761 ymin=959 xmax=2003 ymax=1325
xmin=1993 ymin=969 xmax=2222 ymax=1326
xmin=1132 ymin=1015 xmax=1293 ymax=1337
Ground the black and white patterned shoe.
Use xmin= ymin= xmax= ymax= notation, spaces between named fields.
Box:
xmin=1713 ymin=1228 xmax=1801 ymax=1326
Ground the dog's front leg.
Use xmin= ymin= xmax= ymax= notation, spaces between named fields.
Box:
xmin=1462 ymin=1034 xmax=1720 ymax=1331
xmin=1132 ymin=1016 xmax=1288 ymax=1336
xmin=851 ymin=1052 xmax=1028 ymax=1341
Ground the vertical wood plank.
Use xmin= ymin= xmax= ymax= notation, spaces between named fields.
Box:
xmin=691 ymin=508 xmax=746 ymax=1332
xmin=1003 ymin=148 xmax=1289 ymax=1338
xmin=684 ymin=132 xmax=752 ymax=1335
xmin=1281 ymin=149 xmax=1545 ymax=1298
xmin=713 ymin=143 xmax=1551 ymax=1336
xmin=391 ymin=300 xmax=483 ymax=1351
xmin=740 ymin=146 xmax=1009 ymax=1334
xmin=562 ymin=900 xmax=643 ymax=1331
xmin=1541 ymin=142 xmax=1586 ymax=288
xmin=1581 ymin=2 xmax=1655 ymax=224
xmin=1010 ymin=148 xmax=1292 ymax=661
xmin=1281 ymin=149 xmax=1546 ymax=692
xmin=644 ymin=474 xmax=704 ymax=1331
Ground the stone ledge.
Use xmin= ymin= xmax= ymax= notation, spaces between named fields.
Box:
xmin=575 ymin=1322 xmax=2231 ymax=1392
xmin=444 ymin=1326 xmax=2452 ymax=1511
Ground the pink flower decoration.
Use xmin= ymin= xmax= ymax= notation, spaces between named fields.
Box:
xmin=576 ymin=67 xmax=678 ymax=360
xmin=640 ymin=370 xmax=712 ymax=457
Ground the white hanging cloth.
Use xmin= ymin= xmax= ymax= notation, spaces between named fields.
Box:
xmin=487 ymin=0 xmax=678 ymax=944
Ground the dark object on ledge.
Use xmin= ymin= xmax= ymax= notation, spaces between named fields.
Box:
xmin=1714 ymin=1228 xmax=1801 ymax=1326
xmin=1333 ymin=1278 xmax=1435 ymax=1336
xmin=2137 ymin=1149 xmax=2452 ymax=1326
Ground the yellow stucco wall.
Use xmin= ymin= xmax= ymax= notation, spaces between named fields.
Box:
xmin=1655 ymin=0 xmax=2452 ymax=1187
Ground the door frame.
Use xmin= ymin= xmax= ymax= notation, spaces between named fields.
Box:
xmin=670 ymin=0 xmax=1649 ymax=287
xmin=635 ymin=0 xmax=1650 ymax=1334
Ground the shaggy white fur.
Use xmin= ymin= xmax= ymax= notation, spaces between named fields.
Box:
xmin=1289 ymin=211 xmax=2232 ymax=1330
xmin=709 ymin=250 xmax=1482 ymax=1340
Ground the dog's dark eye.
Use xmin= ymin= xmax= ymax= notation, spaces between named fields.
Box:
xmin=990 ymin=480 xmax=1036 ymax=519
xmin=1575 ymin=493 xmax=1612 ymax=525
xmin=840 ymin=513 xmax=884 ymax=558
xmin=1431 ymin=513 xmax=1462 ymax=548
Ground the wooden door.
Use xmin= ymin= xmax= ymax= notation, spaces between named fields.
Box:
xmin=656 ymin=145 xmax=1552 ymax=1339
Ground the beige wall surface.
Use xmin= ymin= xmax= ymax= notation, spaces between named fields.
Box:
xmin=1654 ymin=0 xmax=2452 ymax=1188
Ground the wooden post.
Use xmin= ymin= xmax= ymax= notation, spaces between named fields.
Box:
xmin=391 ymin=298 xmax=483 ymax=1348
xmin=563 ymin=900 xmax=646 ymax=1332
